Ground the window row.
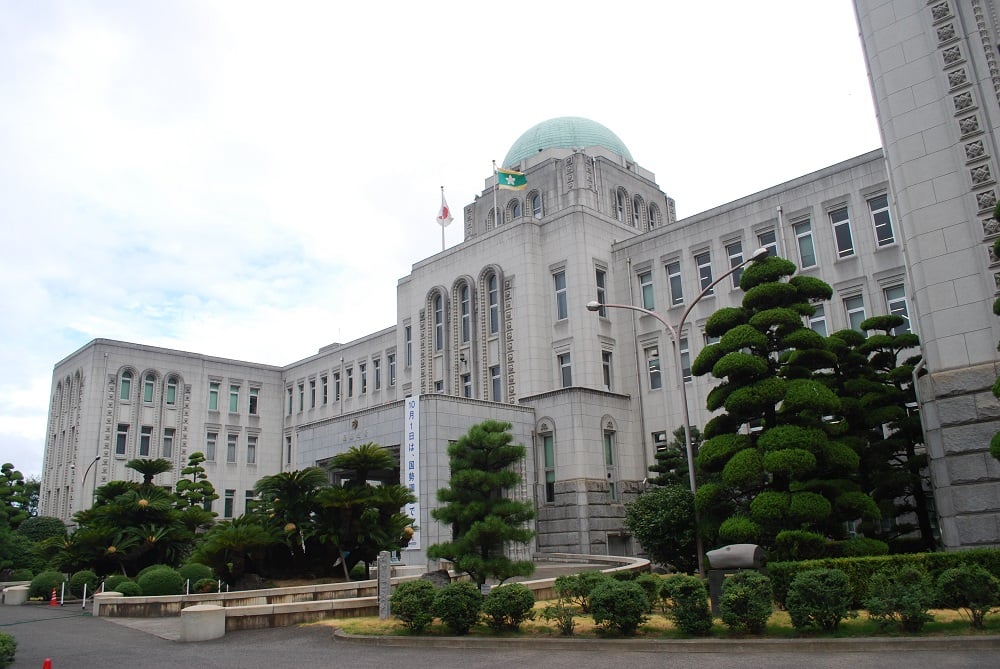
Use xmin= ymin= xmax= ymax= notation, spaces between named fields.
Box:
xmin=430 ymin=273 xmax=502 ymax=354
xmin=113 ymin=424 xmax=177 ymax=459
xmin=286 ymin=353 xmax=397 ymax=415
xmin=488 ymin=190 xmax=543 ymax=228
xmin=613 ymin=187 xmax=663 ymax=231
xmin=538 ymin=422 xmax=619 ymax=504
xmin=792 ymin=193 xmax=895 ymax=269
xmin=118 ymin=371 xmax=182 ymax=406
xmin=220 ymin=489 xmax=257 ymax=518
xmin=208 ymin=381 xmax=261 ymax=415
xmin=203 ymin=430 xmax=260 ymax=465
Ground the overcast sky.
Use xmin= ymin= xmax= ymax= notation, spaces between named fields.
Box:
xmin=0 ymin=1 xmax=881 ymax=479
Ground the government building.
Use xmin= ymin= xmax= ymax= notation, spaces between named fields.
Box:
xmin=39 ymin=1 xmax=1000 ymax=566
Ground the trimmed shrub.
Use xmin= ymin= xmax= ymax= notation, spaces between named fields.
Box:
xmin=588 ymin=579 xmax=648 ymax=636
xmin=482 ymin=583 xmax=535 ymax=632
xmin=29 ymin=570 xmax=66 ymax=599
xmin=719 ymin=571 xmax=773 ymax=635
xmin=103 ymin=575 xmax=131 ymax=592
xmin=137 ymin=564 xmax=173 ymax=579
xmin=69 ymin=570 xmax=99 ymax=598
xmin=0 ymin=631 xmax=15 ymax=669
xmin=786 ymin=568 xmax=855 ymax=631
xmin=178 ymin=563 xmax=213 ymax=585
xmin=194 ymin=578 xmax=218 ymax=593
xmin=937 ymin=564 xmax=1000 ymax=629
xmin=14 ymin=516 xmax=67 ymax=542
xmin=773 ymin=530 xmax=828 ymax=561
xmin=9 ymin=568 xmax=32 ymax=581
xmin=390 ymin=580 xmax=437 ymax=633
xmin=431 ymin=582 xmax=482 ymax=635
xmin=718 ymin=515 xmax=759 ymax=544
xmin=553 ymin=571 xmax=609 ymax=613
xmin=541 ymin=598 xmax=576 ymax=636
xmin=659 ymin=574 xmax=713 ymax=636
xmin=864 ymin=566 xmax=935 ymax=633
xmin=116 ymin=581 xmax=142 ymax=597
xmin=635 ymin=573 xmax=662 ymax=612
xmin=137 ymin=566 xmax=184 ymax=596
xmin=836 ymin=537 xmax=889 ymax=557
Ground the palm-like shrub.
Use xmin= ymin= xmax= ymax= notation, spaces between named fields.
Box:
xmin=719 ymin=571 xmax=773 ymax=634
xmin=482 ymin=583 xmax=535 ymax=632
xmin=785 ymin=568 xmax=855 ymax=631
xmin=431 ymin=582 xmax=482 ymax=635
xmin=390 ymin=580 xmax=437 ymax=633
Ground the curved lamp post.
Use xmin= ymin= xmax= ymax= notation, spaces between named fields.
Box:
xmin=81 ymin=454 xmax=101 ymax=510
xmin=587 ymin=246 xmax=768 ymax=576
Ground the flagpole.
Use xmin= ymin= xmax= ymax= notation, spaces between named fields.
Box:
xmin=492 ymin=160 xmax=499 ymax=229
xmin=440 ymin=185 xmax=445 ymax=252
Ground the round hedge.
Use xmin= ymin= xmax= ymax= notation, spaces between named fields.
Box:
xmin=724 ymin=377 xmax=786 ymax=417
xmin=748 ymin=307 xmax=805 ymax=335
xmin=787 ymin=275 xmax=833 ymax=301
xmin=721 ymin=447 xmax=764 ymax=488
xmin=696 ymin=433 xmax=750 ymax=472
xmin=137 ymin=564 xmax=174 ymax=579
xmin=691 ymin=344 xmax=726 ymax=378
xmin=835 ymin=491 xmax=880 ymax=522
xmin=820 ymin=441 xmax=861 ymax=473
xmin=749 ymin=491 xmax=790 ymax=525
xmin=14 ymin=516 xmax=67 ymax=542
xmin=103 ymin=575 xmax=132 ymax=592
xmin=69 ymin=570 xmax=98 ymax=598
xmin=704 ymin=307 xmax=748 ymax=338
xmin=739 ymin=255 xmax=796 ymax=289
xmin=29 ymin=570 xmax=66 ymax=599
xmin=780 ymin=379 xmax=840 ymax=415
xmin=788 ymin=492 xmax=831 ymax=524
xmin=136 ymin=567 xmax=184 ymax=596
xmin=743 ymin=281 xmax=800 ymax=311
xmin=719 ymin=324 xmax=768 ymax=353
xmin=194 ymin=578 xmax=219 ymax=593
xmin=116 ymin=581 xmax=143 ymax=597
xmin=712 ymin=351 xmax=768 ymax=381
xmin=178 ymin=563 xmax=214 ymax=584
xmin=763 ymin=448 xmax=816 ymax=478
xmin=757 ymin=425 xmax=823 ymax=453
xmin=718 ymin=515 xmax=760 ymax=544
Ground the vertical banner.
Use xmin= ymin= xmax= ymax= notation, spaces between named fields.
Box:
xmin=403 ymin=396 xmax=420 ymax=549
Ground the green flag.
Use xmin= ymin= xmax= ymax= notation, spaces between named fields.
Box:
xmin=497 ymin=168 xmax=527 ymax=190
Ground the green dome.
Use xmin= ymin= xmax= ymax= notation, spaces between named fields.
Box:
xmin=502 ymin=117 xmax=633 ymax=168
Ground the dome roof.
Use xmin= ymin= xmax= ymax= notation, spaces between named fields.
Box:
xmin=502 ymin=117 xmax=633 ymax=168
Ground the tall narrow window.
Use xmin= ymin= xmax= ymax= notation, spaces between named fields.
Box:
xmin=229 ymin=384 xmax=240 ymax=413
xmin=373 ymin=358 xmax=381 ymax=390
xmin=208 ymin=382 xmax=219 ymax=411
xmin=557 ymin=352 xmax=572 ymax=387
xmin=249 ymin=387 xmax=260 ymax=414
xmin=885 ymin=285 xmax=911 ymax=334
xmin=531 ymin=193 xmax=542 ymax=218
xmin=604 ymin=431 xmax=617 ymax=501
xmin=298 ymin=383 xmax=304 ymax=410
xmin=554 ymin=270 xmax=568 ymax=320
xmin=404 ymin=326 xmax=413 ymax=367
xmin=809 ymin=304 xmax=828 ymax=336
xmin=757 ymin=229 xmax=778 ymax=258
xmin=120 ymin=371 xmax=132 ymax=401
xmin=286 ymin=387 xmax=293 ymax=415
xmin=488 ymin=274 xmax=500 ymax=334
xmin=666 ymin=261 xmax=683 ymax=306
xmin=869 ymin=194 xmax=895 ymax=246
xmin=138 ymin=426 xmax=152 ymax=457
xmin=490 ymin=365 xmax=501 ymax=401
xmin=143 ymin=374 xmax=155 ymax=403
xmin=794 ymin=220 xmax=816 ymax=268
xmin=845 ymin=295 xmax=867 ymax=332
xmin=648 ymin=203 xmax=659 ymax=229
xmin=830 ymin=206 xmax=854 ymax=258
xmin=162 ymin=428 xmax=174 ymax=459
xmin=320 ymin=376 xmax=328 ymax=405
xmin=616 ymin=190 xmax=626 ymax=222
xmin=247 ymin=434 xmax=257 ymax=465
xmin=226 ymin=433 xmax=237 ymax=463
xmin=334 ymin=372 xmax=341 ymax=401
xmin=632 ymin=195 xmax=642 ymax=227
xmin=206 ymin=431 xmax=217 ymax=461
xmin=595 ymin=268 xmax=607 ymax=317
xmin=639 ymin=270 xmax=654 ymax=309
xmin=602 ymin=351 xmax=613 ymax=391
xmin=224 ymin=490 xmax=235 ymax=518
xmin=115 ymin=424 xmax=129 ymax=456
xmin=285 ymin=434 xmax=292 ymax=465
xmin=309 ymin=379 xmax=316 ymax=407
xmin=726 ymin=241 xmax=744 ymax=288
xmin=646 ymin=347 xmax=662 ymax=390
xmin=460 ymin=285 xmax=471 ymax=342
xmin=245 ymin=490 xmax=256 ymax=514
xmin=346 ymin=368 xmax=354 ymax=397
xmin=388 ymin=354 xmax=396 ymax=386
xmin=165 ymin=376 xmax=177 ymax=406
xmin=543 ymin=434 xmax=555 ymax=503
xmin=510 ymin=199 xmax=521 ymax=219
xmin=461 ymin=373 xmax=472 ymax=398
xmin=695 ymin=251 xmax=714 ymax=294
xmin=434 ymin=294 xmax=444 ymax=351
xmin=360 ymin=363 xmax=367 ymax=394
xmin=679 ymin=337 xmax=691 ymax=382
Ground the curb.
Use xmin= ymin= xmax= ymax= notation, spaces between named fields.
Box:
xmin=332 ymin=629 xmax=1000 ymax=653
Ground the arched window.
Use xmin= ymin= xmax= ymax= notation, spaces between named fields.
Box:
xmin=487 ymin=209 xmax=497 ymax=228
xmin=143 ymin=373 xmax=156 ymax=403
xmin=615 ymin=189 xmax=626 ymax=222
xmin=460 ymin=284 xmax=471 ymax=343
xmin=487 ymin=274 xmax=500 ymax=335
xmin=632 ymin=195 xmax=644 ymax=228
xmin=648 ymin=203 xmax=660 ymax=230
xmin=434 ymin=293 xmax=445 ymax=351
xmin=120 ymin=371 xmax=132 ymax=401
xmin=166 ymin=376 xmax=178 ymax=406
xmin=510 ymin=199 xmax=521 ymax=220
xmin=531 ymin=192 xmax=542 ymax=219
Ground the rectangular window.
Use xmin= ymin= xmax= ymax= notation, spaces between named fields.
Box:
xmin=793 ymin=220 xmax=816 ymax=268
xmin=162 ymin=428 xmax=174 ymax=459
xmin=320 ymin=376 xmax=328 ymax=404
xmin=885 ymin=285 xmax=911 ymax=334
xmin=206 ymin=431 xmax=217 ymax=461
xmin=433 ymin=296 xmax=444 ymax=351
xmin=845 ymin=295 xmax=866 ymax=332
xmin=646 ymin=347 xmax=662 ymax=390
xmin=809 ymin=303 xmax=828 ymax=336
xmin=757 ymin=229 xmax=778 ymax=259
xmin=285 ymin=434 xmax=292 ymax=465
xmin=139 ymin=426 xmax=152 ymax=456
xmin=726 ymin=241 xmax=744 ymax=288
xmin=869 ymin=194 xmax=895 ymax=246
xmin=245 ymin=490 xmax=256 ymax=514
xmin=488 ymin=275 xmax=500 ymax=334
xmin=249 ymin=387 xmax=259 ymax=415
xmin=346 ymin=368 xmax=354 ymax=397
xmin=602 ymin=351 xmax=613 ymax=391
xmin=830 ymin=206 xmax=854 ymax=258
xmin=666 ymin=261 xmax=683 ymax=306
xmin=404 ymin=326 xmax=413 ymax=367
xmin=638 ymin=270 xmax=654 ymax=309
xmin=543 ymin=434 xmax=555 ymax=503
xmin=373 ymin=358 xmax=381 ymax=390
xmin=334 ymin=372 xmax=341 ymax=401
xmin=433 ymin=380 xmax=444 ymax=393
xmin=247 ymin=434 xmax=257 ymax=465
xmin=695 ymin=251 xmax=713 ymax=294
xmin=120 ymin=373 xmax=132 ymax=401
xmin=309 ymin=379 xmax=316 ymax=407
xmin=298 ymin=383 xmax=304 ymax=411
xmin=224 ymin=490 xmax=235 ymax=518
xmin=604 ymin=432 xmax=617 ymax=501
xmin=360 ymin=363 xmax=367 ymax=394
xmin=554 ymin=270 xmax=568 ymax=320
xmin=143 ymin=375 xmax=155 ymax=403
xmin=115 ymin=423 xmax=129 ymax=456
xmin=595 ymin=268 xmax=607 ymax=317
xmin=680 ymin=337 xmax=691 ymax=383
xmin=229 ymin=384 xmax=240 ymax=413
xmin=226 ymin=433 xmax=237 ymax=463
xmin=286 ymin=387 xmax=293 ymax=415
xmin=166 ymin=378 xmax=177 ymax=406
xmin=208 ymin=382 xmax=219 ymax=411
xmin=388 ymin=354 xmax=396 ymax=386
xmin=558 ymin=352 xmax=572 ymax=387
xmin=461 ymin=373 xmax=472 ymax=398
xmin=490 ymin=365 xmax=501 ymax=401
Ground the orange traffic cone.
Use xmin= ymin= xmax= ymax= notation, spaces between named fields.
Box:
xmin=43 ymin=659 xmax=52 ymax=669
xmin=49 ymin=588 xmax=58 ymax=607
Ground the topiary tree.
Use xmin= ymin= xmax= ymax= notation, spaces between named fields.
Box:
xmin=428 ymin=420 xmax=535 ymax=586
xmin=648 ymin=426 xmax=702 ymax=487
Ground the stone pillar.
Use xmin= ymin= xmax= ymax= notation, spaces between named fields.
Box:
xmin=377 ymin=550 xmax=391 ymax=620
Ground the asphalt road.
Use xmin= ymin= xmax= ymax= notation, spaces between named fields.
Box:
xmin=2 ymin=603 xmax=998 ymax=669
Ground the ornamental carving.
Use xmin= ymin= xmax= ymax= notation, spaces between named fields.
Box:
xmin=984 ymin=217 xmax=1000 ymax=236
xmin=565 ymin=155 xmax=575 ymax=190
xmin=993 ymin=271 xmax=1000 ymax=291
xmin=954 ymin=91 xmax=974 ymax=112
xmin=966 ymin=140 xmax=986 ymax=161
xmin=943 ymin=45 xmax=962 ymax=65
xmin=938 ymin=23 xmax=957 ymax=43
xmin=971 ymin=164 xmax=993 ymax=185
xmin=948 ymin=68 xmax=968 ymax=88
xmin=960 ymin=115 xmax=981 ymax=135
xmin=931 ymin=2 xmax=951 ymax=22
xmin=989 ymin=243 xmax=999 ymax=265
xmin=976 ymin=190 xmax=997 ymax=212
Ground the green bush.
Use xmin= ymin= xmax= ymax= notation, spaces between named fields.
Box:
xmin=137 ymin=564 xmax=174 ymax=579
xmin=634 ymin=573 xmax=662 ymax=612
xmin=14 ymin=516 xmax=67 ymax=542
xmin=773 ymin=530 xmax=828 ymax=561
xmin=0 ymin=631 xmax=15 ymax=669
xmin=103 ymin=575 xmax=131 ymax=592
xmin=937 ymin=564 xmax=1000 ymax=629
xmin=719 ymin=571 xmax=773 ymax=635
xmin=390 ymin=580 xmax=437 ymax=633
xmin=864 ymin=566 xmax=935 ymax=632
xmin=28 ymin=570 xmax=65 ymax=599
xmin=541 ymin=598 xmax=576 ymax=636
xmin=69 ymin=570 xmax=99 ymax=598
xmin=8 ymin=568 xmax=32 ymax=581
xmin=588 ymin=579 xmax=648 ymax=636
xmin=837 ymin=537 xmax=889 ymax=557
xmin=482 ymin=583 xmax=535 ymax=632
xmin=194 ymin=578 xmax=218 ymax=593
xmin=718 ymin=515 xmax=759 ymax=544
xmin=178 ymin=563 xmax=214 ymax=585
xmin=431 ymin=582 xmax=482 ymax=635
xmin=136 ymin=566 xmax=184 ymax=596
xmin=785 ymin=568 xmax=855 ymax=631
xmin=116 ymin=581 xmax=142 ymax=597
xmin=659 ymin=574 xmax=713 ymax=636
xmin=553 ymin=571 xmax=609 ymax=613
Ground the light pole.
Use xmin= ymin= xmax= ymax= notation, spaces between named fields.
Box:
xmin=587 ymin=246 xmax=768 ymax=576
xmin=81 ymin=454 xmax=101 ymax=510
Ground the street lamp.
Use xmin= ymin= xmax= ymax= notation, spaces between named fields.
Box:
xmin=81 ymin=454 xmax=101 ymax=510
xmin=587 ymin=246 xmax=768 ymax=576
